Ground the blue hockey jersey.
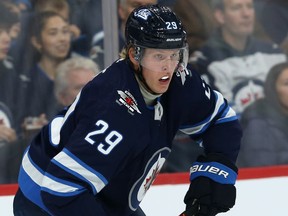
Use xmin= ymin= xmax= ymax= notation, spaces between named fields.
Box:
xmin=18 ymin=59 xmax=242 ymax=215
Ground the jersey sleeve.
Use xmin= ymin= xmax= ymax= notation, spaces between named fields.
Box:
xmin=177 ymin=65 xmax=242 ymax=163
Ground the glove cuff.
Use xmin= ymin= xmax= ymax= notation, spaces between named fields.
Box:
xmin=190 ymin=153 xmax=238 ymax=185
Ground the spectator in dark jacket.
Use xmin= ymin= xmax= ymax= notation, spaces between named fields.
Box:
xmin=0 ymin=1 xmax=20 ymax=116
xmin=0 ymin=102 xmax=18 ymax=183
xmin=238 ymin=62 xmax=288 ymax=167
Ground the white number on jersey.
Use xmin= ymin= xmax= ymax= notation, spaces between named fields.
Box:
xmin=85 ymin=120 xmax=123 ymax=155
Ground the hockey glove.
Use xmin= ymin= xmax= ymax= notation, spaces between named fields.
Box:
xmin=179 ymin=153 xmax=238 ymax=216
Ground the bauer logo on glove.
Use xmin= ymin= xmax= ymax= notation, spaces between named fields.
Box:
xmin=190 ymin=161 xmax=237 ymax=185
xmin=179 ymin=154 xmax=238 ymax=216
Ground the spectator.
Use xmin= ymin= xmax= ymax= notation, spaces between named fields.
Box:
xmin=17 ymin=11 xmax=71 ymax=142
xmin=54 ymin=57 xmax=100 ymax=107
xmin=0 ymin=1 xmax=20 ymax=115
xmin=0 ymin=1 xmax=23 ymax=184
xmin=33 ymin=0 xmax=81 ymax=41
xmin=12 ymin=0 xmax=81 ymax=79
xmin=237 ymin=62 xmax=288 ymax=167
xmin=0 ymin=102 xmax=18 ymax=184
xmin=2 ymin=1 xmax=22 ymax=41
xmin=191 ymin=0 xmax=287 ymax=118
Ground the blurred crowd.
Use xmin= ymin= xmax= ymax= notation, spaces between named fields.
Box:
xmin=1 ymin=0 xmax=288 ymax=183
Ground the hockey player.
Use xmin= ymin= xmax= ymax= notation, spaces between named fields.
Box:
xmin=13 ymin=4 xmax=242 ymax=216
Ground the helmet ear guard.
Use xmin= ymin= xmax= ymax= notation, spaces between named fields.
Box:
xmin=133 ymin=46 xmax=143 ymax=62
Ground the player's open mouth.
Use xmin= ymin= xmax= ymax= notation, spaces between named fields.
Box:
xmin=159 ymin=76 xmax=169 ymax=81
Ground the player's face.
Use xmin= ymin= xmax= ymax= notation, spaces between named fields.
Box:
xmin=35 ymin=16 xmax=71 ymax=60
xmin=217 ymin=0 xmax=255 ymax=37
xmin=0 ymin=28 xmax=11 ymax=60
xmin=276 ymin=68 xmax=288 ymax=113
xmin=140 ymin=48 xmax=180 ymax=94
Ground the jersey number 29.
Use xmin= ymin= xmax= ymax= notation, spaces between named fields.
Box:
xmin=85 ymin=120 xmax=123 ymax=155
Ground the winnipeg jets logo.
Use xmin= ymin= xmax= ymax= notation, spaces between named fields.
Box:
xmin=116 ymin=90 xmax=141 ymax=115
xmin=134 ymin=9 xmax=151 ymax=20
xmin=129 ymin=148 xmax=171 ymax=211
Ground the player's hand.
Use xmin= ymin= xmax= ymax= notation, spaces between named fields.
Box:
xmin=180 ymin=153 xmax=238 ymax=216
